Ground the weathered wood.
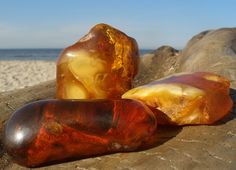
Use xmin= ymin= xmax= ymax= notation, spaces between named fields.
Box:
xmin=0 ymin=80 xmax=55 ymax=125
xmin=0 ymin=81 xmax=235 ymax=170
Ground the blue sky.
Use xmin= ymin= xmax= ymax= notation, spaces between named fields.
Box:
xmin=0 ymin=0 xmax=236 ymax=49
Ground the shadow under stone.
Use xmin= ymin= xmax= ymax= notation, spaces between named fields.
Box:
xmin=215 ymin=88 xmax=236 ymax=125
xmin=0 ymin=119 xmax=182 ymax=169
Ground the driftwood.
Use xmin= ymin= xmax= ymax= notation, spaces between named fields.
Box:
xmin=0 ymin=80 xmax=56 ymax=124
xmin=0 ymin=79 xmax=236 ymax=170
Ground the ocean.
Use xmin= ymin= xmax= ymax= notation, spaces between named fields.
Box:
xmin=0 ymin=49 xmax=153 ymax=61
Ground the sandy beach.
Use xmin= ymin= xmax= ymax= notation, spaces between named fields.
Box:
xmin=0 ymin=60 xmax=56 ymax=92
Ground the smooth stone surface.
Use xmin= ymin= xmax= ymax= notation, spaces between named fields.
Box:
xmin=176 ymin=28 xmax=236 ymax=89
xmin=137 ymin=28 xmax=236 ymax=89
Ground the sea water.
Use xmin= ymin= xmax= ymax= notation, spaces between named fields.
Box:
xmin=0 ymin=49 xmax=153 ymax=61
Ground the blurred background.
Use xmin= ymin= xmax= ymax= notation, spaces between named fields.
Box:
xmin=1 ymin=0 xmax=236 ymax=50
xmin=1 ymin=0 xmax=236 ymax=91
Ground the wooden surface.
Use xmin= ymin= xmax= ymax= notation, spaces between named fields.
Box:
xmin=0 ymin=80 xmax=235 ymax=170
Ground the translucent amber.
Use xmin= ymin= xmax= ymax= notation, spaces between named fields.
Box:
xmin=4 ymin=99 xmax=156 ymax=167
xmin=56 ymin=23 xmax=139 ymax=99
xmin=122 ymin=72 xmax=233 ymax=125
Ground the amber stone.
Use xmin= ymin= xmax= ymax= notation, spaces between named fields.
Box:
xmin=122 ymin=72 xmax=233 ymax=125
xmin=4 ymin=99 xmax=156 ymax=167
xmin=56 ymin=23 xmax=139 ymax=99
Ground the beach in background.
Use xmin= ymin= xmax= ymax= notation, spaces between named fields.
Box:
xmin=0 ymin=49 xmax=152 ymax=92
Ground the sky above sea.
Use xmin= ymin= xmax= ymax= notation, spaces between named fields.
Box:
xmin=1 ymin=0 xmax=236 ymax=49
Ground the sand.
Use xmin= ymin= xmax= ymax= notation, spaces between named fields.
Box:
xmin=0 ymin=60 xmax=56 ymax=92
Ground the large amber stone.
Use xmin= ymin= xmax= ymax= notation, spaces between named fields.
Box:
xmin=56 ymin=23 xmax=139 ymax=99
xmin=4 ymin=99 xmax=156 ymax=167
xmin=122 ymin=72 xmax=233 ymax=125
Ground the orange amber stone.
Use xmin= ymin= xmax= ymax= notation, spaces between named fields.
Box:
xmin=122 ymin=72 xmax=233 ymax=125
xmin=4 ymin=99 xmax=156 ymax=167
xmin=56 ymin=23 xmax=139 ymax=99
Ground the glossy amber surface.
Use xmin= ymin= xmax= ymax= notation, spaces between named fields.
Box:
xmin=122 ymin=72 xmax=233 ymax=125
xmin=4 ymin=99 xmax=156 ymax=167
xmin=57 ymin=23 xmax=139 ymax=99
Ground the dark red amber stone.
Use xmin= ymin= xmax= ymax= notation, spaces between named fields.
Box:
xmin=4 ymin=99 xmax=156 ymax=167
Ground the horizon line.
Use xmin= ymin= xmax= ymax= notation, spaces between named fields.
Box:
xmin=0 ymin=47 xmax=156 ymax=50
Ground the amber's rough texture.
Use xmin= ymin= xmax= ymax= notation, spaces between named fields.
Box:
xmin=123 ymin=72 xmax=233 ymax=125
xmin=56 ymin=23 xmax=139 ymax=99
xmin=4 ymin=99 xmax=156 ymax=167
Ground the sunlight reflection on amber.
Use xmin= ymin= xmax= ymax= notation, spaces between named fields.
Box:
xmin=123 ymin=72 xmax=233 ymax=125
xmin=56 ymin=23 xmax=139 ymax=99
